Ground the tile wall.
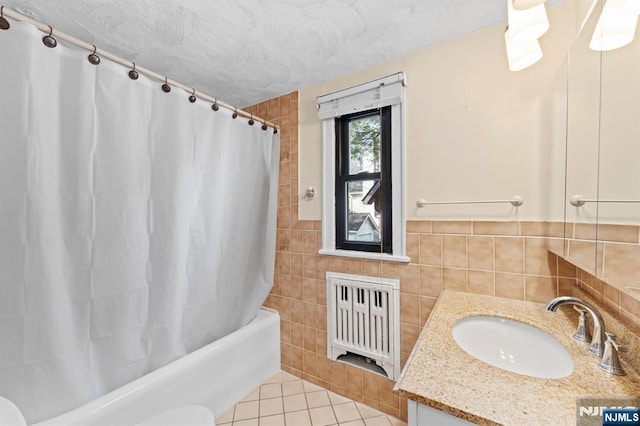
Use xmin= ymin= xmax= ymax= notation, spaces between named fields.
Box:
xmin=245 ymin=93 xmax=640 ymax=422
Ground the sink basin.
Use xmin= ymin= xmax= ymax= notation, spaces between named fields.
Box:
xmin=452 ymin=316 xmax=573 ymax=379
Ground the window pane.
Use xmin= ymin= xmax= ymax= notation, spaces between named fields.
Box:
xmin=348 ymin=114 xmax=381 ymax=174
xmin=345 ymin=180 xmax=381 ymax=243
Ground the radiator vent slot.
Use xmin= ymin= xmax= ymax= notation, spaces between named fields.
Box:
xmin=327 ymin=272 xmax=400 ymax=380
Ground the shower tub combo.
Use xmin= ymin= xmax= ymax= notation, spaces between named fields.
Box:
xmin=26 ymin=309 xmax=280 ymax=425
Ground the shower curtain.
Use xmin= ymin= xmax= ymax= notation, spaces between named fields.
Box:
xmin=0 ymin=22 xmax=280 ymax=423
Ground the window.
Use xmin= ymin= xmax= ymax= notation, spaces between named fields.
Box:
xmin=335 ymin=107 xmax=392 ymax=253
xmin=318 ymin=73 xmax=408 ymax=262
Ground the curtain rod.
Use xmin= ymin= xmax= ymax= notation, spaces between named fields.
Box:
xmin=0 ymin=6 xmax=279 ymax=133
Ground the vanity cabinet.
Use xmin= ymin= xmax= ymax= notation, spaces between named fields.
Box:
xmin=408 ymin=400 xmax=474 ymax=426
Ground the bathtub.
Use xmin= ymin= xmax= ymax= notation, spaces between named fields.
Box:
xmin=33 ymin=308 xmax=280 ymax=425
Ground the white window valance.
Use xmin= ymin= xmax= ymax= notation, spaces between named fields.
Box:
xmin=317 ymin=72 xmax=406 ymax=120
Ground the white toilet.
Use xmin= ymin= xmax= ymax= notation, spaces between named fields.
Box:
xmin=0 ymin=396 xmax=215 ymax=426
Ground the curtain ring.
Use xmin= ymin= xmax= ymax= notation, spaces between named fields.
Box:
xmin=232 ymin=108 xmax=238 ymax=119
xmin=261 ymin=119 xmax=268 ymax=131
xmin=248 ymin=114 xmax=255 ymax=126
xmin=0 ymin=6 xmax=10 ymax=30
xmin=88 ymin=45 xmax=101 ymax=65
xmin=188 ymin=88 xmax=197 ymax=103
xmin=128 ymin=62 xmax=139 ymax=80
xmin=162 ymin=77 xmax=171 ymax=93
xmin=42 ymin=25 xmax=57 ymax=48
xmin=273 ymin=127 xmax=278 ymax=134
xmin=211 ymin=99 xmax=219 ymax=111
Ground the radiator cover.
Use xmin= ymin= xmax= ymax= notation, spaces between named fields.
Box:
xmin=326 ymin=272 xmax=400 ymax=380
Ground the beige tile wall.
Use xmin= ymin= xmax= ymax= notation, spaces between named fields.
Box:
xmin=246 ymin=93 xmax=640 ymax=422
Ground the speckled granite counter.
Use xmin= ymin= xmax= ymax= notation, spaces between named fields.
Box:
xmin=393 ymin=291 xmax=640 ymax=425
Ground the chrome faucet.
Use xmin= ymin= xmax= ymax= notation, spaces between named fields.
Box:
xmin=544 ymin=296 xmax=605 ymax=358
xmin=599 ymin=332 xmax=626 ymax=376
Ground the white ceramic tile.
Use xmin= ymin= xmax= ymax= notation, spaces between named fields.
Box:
xmin=355 ymin=402 xmax=384 ymax=419
xmin=282 ymin=379 xmax=305 ymax=396
xmin=283 ymin=393 xmax=308 ymax=412
xmin=309 ymin=406 xmax=338 ymax=426
xmin=364 ymin=416 xmax=392 ymax=426
xmin=264 ymin=372 xmax=284 ymax=384
xmin=285 ymin=409 xmax=313 ymax=426
xmin=280 ymin=371 xmax=300 ymax=382
xmin=306 ymin=390 xmax=331 ymax=408
xmin=333 ymin=402 xmax=361 ymax=423
xmin=259 ymin=413 xmax=285 ymax=426
xmin=215 ymin=406 xmax=235 ymax=423
xmin=260 ymin=382 xmax=283 ymax=399
xmin=234 ymin=401 xmax=260 ymax=421
xmin=327 ymin=391 xmax=352 ymax=406
xmin=241 ymin=387 xmax=260 ymax=402
xmin=340 ymin=420 xmax=366 ymax=426
xmin=234 ymin=418 xmax=260 ymax=426
xmin=302 ymin=380 xmax=325 ymax=393
xmin=387 ymin=416 xmax=408 ymax=426
xmin=260 ymin=397 xmax=284 ymax=416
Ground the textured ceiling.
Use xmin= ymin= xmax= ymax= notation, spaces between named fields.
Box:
xmin=2 ymin=0 xmax=562 ymax=107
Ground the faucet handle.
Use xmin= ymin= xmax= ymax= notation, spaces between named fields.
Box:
xmin=604 ymin=332 xmax=627 ymax=352
xmin=599 ymin=333 xmax=626 ymax=376
xmin=572 ymin=307 xmax=592 ymax=343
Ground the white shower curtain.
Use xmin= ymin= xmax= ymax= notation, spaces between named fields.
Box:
xmin=0 ymin=22 xmax=280 ymax=423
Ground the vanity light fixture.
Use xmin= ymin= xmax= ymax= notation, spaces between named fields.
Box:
xmin=505 ymin=27 xmax=544 ymax=71
xmin=620 ymin=0 xmax=640 ymax=14
xmin=505 ymin=0 xmax=549 ymax=71
xmin=512 ymin=0 xmax=546 ymax=9
xmin=505 ymin=0 xmax=640 ymax=71
xmin=590 ymin=0 xmax=639 ymax=51
xmin=507 ymin=0 xmax=550 ymax=43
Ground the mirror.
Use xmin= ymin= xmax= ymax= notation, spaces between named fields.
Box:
xmin=564 ymin=0 xmax=640 ymax=301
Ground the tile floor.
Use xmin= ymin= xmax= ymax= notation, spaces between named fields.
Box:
xmin=215 ymin=371 xmax=407 ymax=426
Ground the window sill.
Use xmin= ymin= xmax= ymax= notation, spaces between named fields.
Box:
xmin=318 ymin=249 xmax=410 ymax=263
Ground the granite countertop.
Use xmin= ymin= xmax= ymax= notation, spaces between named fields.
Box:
xmin=393 ymin=290 xmax=640 ymax=425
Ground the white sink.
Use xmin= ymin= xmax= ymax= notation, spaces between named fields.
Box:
xmin=452 ymin=316 xmax=573 ymax=379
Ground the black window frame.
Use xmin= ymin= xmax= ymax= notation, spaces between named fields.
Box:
xmin=334 ymin=106 xmax=392 ymax=254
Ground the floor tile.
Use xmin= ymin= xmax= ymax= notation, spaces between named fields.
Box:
xmin=309 ymin=405 xmax=338 ymax=426
xmin=260 ymin=397 xmax=284 ymax=416
xmin=217 ymin=370 xmax=407 ymax=426
xmin=283 ymin=393 xmax=308 ymax=412
xmin=215 ymin=406 xmax=235 ymax=423
xmin=285 ymin=409 xmax=312 ymax=426
xmin=306 ymin=390 xmax=331 ymax=408
xmin=260 ymin=382 xmax=283 ymax=399
xmin=328 ymin=390 xmax=352 ymax=405
xmin=234 ymin=419 xmax=259 ymax=426
xmin=234 ymin=400 xmax=259 ymax=421
xmin=355 ymin=402 xmax=384 ymax=419
xmin=340 ymin=420 xmax=366 ymax=426
xmin=333 ymin=402 xmax=362 ymax=423
xmin=364 ymin=416 xmax=392 ymax=426
xmin=302 ymin=380 xmax=325 ymax=393
xmin=240 ymin=388 xmax=260 ymax=402
xmin=259 ymin=413 xmax=285 ymax=426
xmin=280 ymin=371 xmax=300 ymax=382
xmin=264 ymin=372 xmax=284 ymax=384
xmin=282 ymin=379 xmax=304 ymax=396
xmin=388 ymin=416 xmax=408 ymax=426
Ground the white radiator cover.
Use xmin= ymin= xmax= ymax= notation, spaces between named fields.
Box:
xmin=326 ymin=272 xmax=400 ymax=380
